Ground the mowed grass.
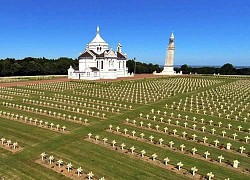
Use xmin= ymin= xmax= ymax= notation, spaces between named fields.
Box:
xmin=53 ymin=140 xmax=187 ymax=180
xmin=0 ymin=76 xmax=249 ymax=180
xmin=0 ymin=117 xmax=59 ymax=147
xmin=0 ymin=106 xmax=82 ymax=131
xmin=0 ymin=118 xmax=68 ymax=179
xmin=0 ymin=148 xmax=11 ymax=158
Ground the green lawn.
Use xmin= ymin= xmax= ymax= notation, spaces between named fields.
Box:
xmin=0 ymin=76 xmax=249 ymax=180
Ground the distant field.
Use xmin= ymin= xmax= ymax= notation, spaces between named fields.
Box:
xmin=0 ymin=75 xmax=249 ymax=180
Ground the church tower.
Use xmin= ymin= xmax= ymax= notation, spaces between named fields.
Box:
xmin=161 ymin=32 xmax=176 ymax=75
xmin=88 ymin=26 xmax=109 ymax=54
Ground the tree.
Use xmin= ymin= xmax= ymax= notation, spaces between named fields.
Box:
xmin=181 ymin=64 xmax=189 ymax=74
xmin=0 ymin=57 xmax=249 ymax=76
xmin=237 ymin=68 xmax=250 ymax=75
xmin=0 ymin=61 xmax=3 ymax=74
xmin=126 ymin=59 xmax=162 ymax=74
xmin=219 ymin=63 xmax=235 ymax=75
xmin=1 ymin=58 xmax=14 ymax=76
xmin=0 ymin=57 xmax=78 ymax=76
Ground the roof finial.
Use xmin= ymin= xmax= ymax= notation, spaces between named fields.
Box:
xmin=170 ymin=31 xmax=174 ymax=39
xmin=97 ymin=26 xmax=100 ymax=35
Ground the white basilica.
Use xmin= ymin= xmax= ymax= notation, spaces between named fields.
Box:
xmin=68 ymin=26 xmax=130 ymax=80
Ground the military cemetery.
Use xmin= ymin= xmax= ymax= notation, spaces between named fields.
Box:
xmin=0 ymin=74 xmax=249 ymax=179
xmin=1 ymin=1 xmax=250 ymax=179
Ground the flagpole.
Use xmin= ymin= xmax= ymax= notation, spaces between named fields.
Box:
xmin=134 ymin=57 xmax=136 ymax=75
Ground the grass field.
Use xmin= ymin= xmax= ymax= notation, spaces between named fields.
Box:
xmin=0 ymin=75 xmax=249 ymax=180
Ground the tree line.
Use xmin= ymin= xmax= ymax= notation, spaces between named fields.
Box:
xmin=178 ymin=63 xmax=250 ymax=75
xmin=127 ymin=59 xmax=162 ymax=74
xmin=0 ymin=58 xmax=162 ymax=77
xmin=0 ymin=57 xmax=249 ymax=76
xmin=0 ymin=57 xmax=78 ymax=76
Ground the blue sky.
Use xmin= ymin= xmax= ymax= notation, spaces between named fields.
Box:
xmin=0 ymin=0 xmax=250 ymax=66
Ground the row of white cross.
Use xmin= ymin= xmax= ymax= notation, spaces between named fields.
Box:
xmin=0 ymin=94 xmax=13 ymax=100
xmin=53 ymin=94 xmax=133 ymax=109
xmin=1 ymin=86 xmax=44 ymax=95
xmin=124 ymin=121 xmax=248 ymax=154
xmin=0 ymin=110 xmax=67 ymax=132
xmin=139 ymin=112 xmax=250 ymax=133
xmin=0 ymin=137 xmax=18 ymax=149
xmin=40 ymin=152 xmax=104 ymax=180
xmin=108 ymin=125 xmax=244 ymax=168
xmin=87 ymin=133 xmax=231 ymax=180
xmin=0 ymin=89 xmax=30 ymax=97
xmin=3 ymin=101 xmax=102 ymax=120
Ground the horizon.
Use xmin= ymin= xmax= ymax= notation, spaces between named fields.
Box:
xmin=1 ymin=0 xmax=250 ymax=66
xmin=2 ymin=56 xmax=250 ymax=68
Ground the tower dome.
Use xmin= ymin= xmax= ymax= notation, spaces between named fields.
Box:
xmin=88 ymin=26 xmax=109 ymax=54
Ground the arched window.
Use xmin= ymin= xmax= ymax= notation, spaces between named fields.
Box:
xmin=123 ymin=61 xmax=125 ymax=68
xmin=100 ymin=47 xmax=102 ymax=51
xmin=97 ymin=47 xmax=99 ymax=51
xmin=119 ymin=61 xmax=121 ymax=69
xmin=101 ymin=61 xmax=104 ymax=69
xmin=96 ymin=61 xmax=98 ymax=68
